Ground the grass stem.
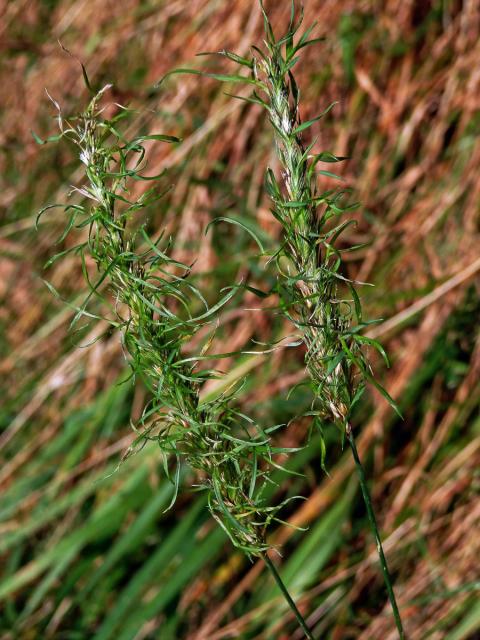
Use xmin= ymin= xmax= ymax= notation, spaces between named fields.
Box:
xmin=345 ymin=423 xmax=405 ymax=639
xmin=262 ymin=553 xmax=315 ymax=640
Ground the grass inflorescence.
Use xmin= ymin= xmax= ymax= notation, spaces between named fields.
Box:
xmin=38 ymin=82 xmax=294 ymax=559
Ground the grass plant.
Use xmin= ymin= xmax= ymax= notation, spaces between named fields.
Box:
xmin=250 ymin=8 xmax=406 ymax=635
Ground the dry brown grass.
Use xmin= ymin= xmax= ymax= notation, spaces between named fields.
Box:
xmin=1 ymin=1 xmax=479 ymax=638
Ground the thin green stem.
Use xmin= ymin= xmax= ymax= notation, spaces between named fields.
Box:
xmin=262 ymin=553 xmax=315 ymax=640
xmin=345 ymin=423 xmax=406 ymax=639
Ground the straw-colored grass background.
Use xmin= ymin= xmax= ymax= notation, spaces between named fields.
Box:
xmin=1 ymin=1 xmax=479 ymax=638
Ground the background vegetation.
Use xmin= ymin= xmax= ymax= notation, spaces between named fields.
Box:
xmin=1 ymin=1 xmax=479 ymax=638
